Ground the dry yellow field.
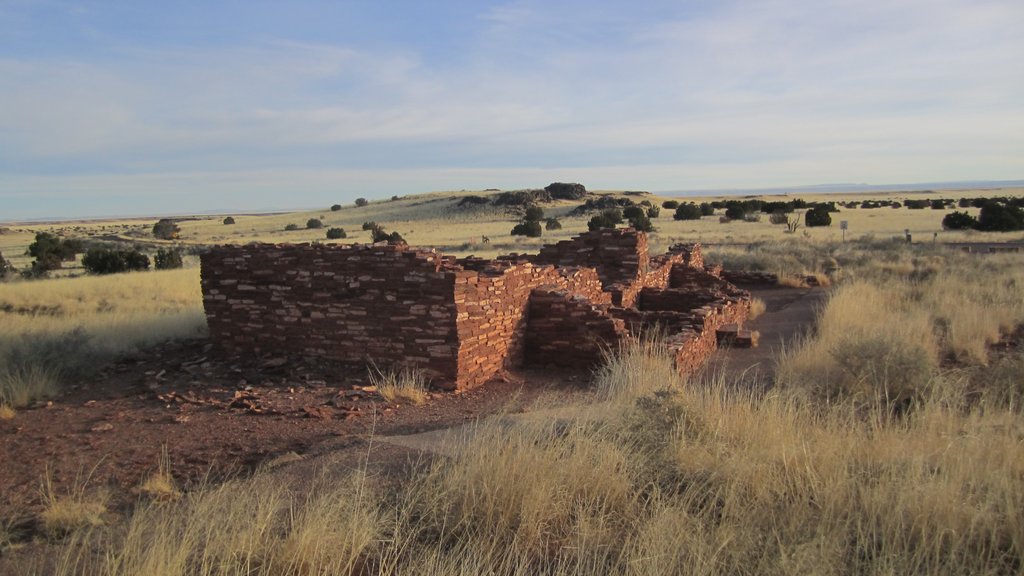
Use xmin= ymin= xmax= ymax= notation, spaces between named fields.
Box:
xmin=4 ymin=187 xmax=1022 ymax=268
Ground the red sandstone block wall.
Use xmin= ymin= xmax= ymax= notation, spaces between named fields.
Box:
xmin=201 ymin=243 xmax=462 ymax=382
xmin=453 ymin=264 xmax=609 ymax=389
xmin=525 ymin=287 xmax=626 ymax=368
xmin=533 ymin=228 xmax=650 ymax=289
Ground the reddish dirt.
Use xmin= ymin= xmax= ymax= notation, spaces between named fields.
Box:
xmin=0 ymin=338 xmax=593 ymax=521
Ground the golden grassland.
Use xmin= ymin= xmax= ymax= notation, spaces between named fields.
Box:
xmin=3 ymin=186 xmax=1022 ymax=266
xmin=0 ymin=269 xmax=205 ymax=407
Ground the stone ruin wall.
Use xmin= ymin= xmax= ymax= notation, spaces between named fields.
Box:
xmin=201 ymin=243 xmax=463 ymax=382
xmin=201 ymin=229 xmax=753 ymax=391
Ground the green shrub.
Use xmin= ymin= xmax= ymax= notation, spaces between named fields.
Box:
xmin=724 ymin=204 xmax=746 ymax=220
xmin=306 ymin=218 xmax=323 ymax=229
xmin=222 ymin=216 xmax=235 ymax=225
xmin=154 ymin=248 xmax=183 ymax=270
xmin=0 ymin=250 xmax=8 ymax=277
xmin=545 ymin=218 xmax=562 ymax=230
xmin=27 ymin=232 xmax=79 ymax=272
xmin=700 ymin=202 xmax=715 ymax=216
xmin=362 ymin=221 xmax=377 ymax=231
xmin=805 ymin=207 xmax=832 ymax=227
xmin=646 ymin=205 xmax=661 ymax=218
xmin=81 ymin=248 xmax=150 ymax=274
xmin=326 ymin=227 xmax=347 ymax=239
xmin=673 ymin=203 xmax=702 ymax=220
xmin=284 ymin=223 xmax=299 ymax=231
xmin=622 ymin=206 xmax=645 ymax=220
xmin=588 ymin=215 xmax=613 ymax=231
xmin=977 ymin=202 xmax=1024 ymax=231
xmin=523 ymin=205 xmax=545 ymax=222
xmin=661 ymin=200 xmax=679 ymax=209
xmin=628 ymin=213 xmax=654 ymax=232
xmin=152 ymin=219 xmax=180 ymax=240
xmin=330 ymin=204 xmax=342 ymax=211
xmin=355 ymin=197 xmax=369 ymax=207
xmin=511 ymin=220 xmax=543 ymax=237
xmin=942 ymin=211 xmax=978 ymax=230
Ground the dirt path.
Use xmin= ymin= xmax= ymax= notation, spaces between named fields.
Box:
xmin=703 ymin=286 xmax=827 ymax=385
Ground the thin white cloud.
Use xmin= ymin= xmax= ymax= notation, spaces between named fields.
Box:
xmin=1 ymin=0 xmax=1022 ymax=217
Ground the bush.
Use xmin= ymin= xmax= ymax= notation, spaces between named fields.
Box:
xmin=941 ymin=211 xmax=978 ymax=230
xmin=673 ymin=203 xmax=702 ymax=220
xmin=306 ymin=218 xmax=323 ymax=229
xmin=646 ymin=205 xmax=660 ymax=218
xmin=222 ymin=216 xmax=235 ymax=225
xmin=700 ymin=202 xmax=715 ymax=216
xmin=511 ymin=220 xmax=543 ymax=237
xmin=369 ymin=225 xmax=405 ymax=244
xmin=724 ymin=204 xmax=745 ymax=220
xmin=284 ymin=223 xmax=299 ymax=231
xmin=622 ymin=206 xmax=644 ymax=220
xmin=588 ymin=210 xmax=621 ymax=231
xmin=545 ymin=218 xmax=562 ymax=230
xmin=81 ymin=248 xmax=150 ymax=274
xmin=977 ymin=202 xmax=1024 ymax=232
xmin=0 ymin=250 xmax=10 ymax=277
xmin=523 ymin=205 xmax=545 ymax=222
xmin=27 ymin=232 xmax=78 ymax=272
xmin=768 ymin=212 xmax=790 ymax=225
xmin=661 ymin=200 xmax=679 ymax=210
xmin=152 ymin=219 xmax=180 ymax=240
xmin=805 ymin=207 xmax=832 ymax=227
xmin=326 ymin=227 xmax=347 ymax=239
xmin=154 ymin=248 xmax=183 ymax=270
xmin=628 ymin=213 xmax=654 ymax=232
xmin=355 ymin=198 xmax=369 ymax=207
xmin=362 ymin=221 xmax=377 ymax=231
xmin=330 ymin=204 xmax=342 ymax=211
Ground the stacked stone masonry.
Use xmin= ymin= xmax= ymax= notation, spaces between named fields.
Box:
xmin=201 ymin=229 xmax=753 ymax=391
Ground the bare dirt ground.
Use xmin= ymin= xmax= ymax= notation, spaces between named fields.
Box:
xmin=0 ymin=286 xmax=824 ymax=551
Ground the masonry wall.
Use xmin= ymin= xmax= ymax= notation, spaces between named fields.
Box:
xmin=525 ymin=287 xmax=626 ymax=368
xmin=201 ymin=243 xmax=462 ymax=382
xmin=533 ymin=228 xmax=650 ymax=289
xmin=200 ymin=231 xmax=754 ymax=391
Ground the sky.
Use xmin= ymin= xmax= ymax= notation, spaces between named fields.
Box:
xmin=2 ymin=0 xmax=1023 ymax=218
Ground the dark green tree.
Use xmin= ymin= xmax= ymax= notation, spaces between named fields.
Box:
xmin=153 ymin=219 xmax=181 ymax=240
xmin=82 ymin=248 xmax=150 ymax=274
xmin=154 ymin=248 xmax=183 ymax=270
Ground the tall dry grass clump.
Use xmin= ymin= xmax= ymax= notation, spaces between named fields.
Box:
xmin=368 ymin=365 xmax=430 ymax=405
xmin=41 ymin=471 xmax=382 ymax=576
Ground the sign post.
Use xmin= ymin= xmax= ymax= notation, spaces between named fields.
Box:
xmin=840 ymin=220 xmax=848 ymax=242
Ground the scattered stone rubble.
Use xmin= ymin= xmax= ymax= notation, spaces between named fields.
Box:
xmin=200 ymin=229 xmax=757 ymax=391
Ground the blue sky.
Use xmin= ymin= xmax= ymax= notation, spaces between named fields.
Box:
xmin=2 ymin=0 xmax=1022 ymax=218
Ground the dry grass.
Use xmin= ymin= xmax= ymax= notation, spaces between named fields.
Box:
xmin=748 ymin=297 xmax=766 ymax=320
xmin=0 ymin=404 xmax=15 ymax=420
xmin=369 ymin=365 xmax=430 ymax=406
xmin=138 ymin=449 xmax=181 ymax=502
xmin=39 ymin=469 xmax=108 ymax=538
xmin=0 ymin=268 xmax=206 ymax=406
xmin=28 ymin=326 xmax=1024 ymax=575
xmin=0 ymin=364 xmax=60 ymax=408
